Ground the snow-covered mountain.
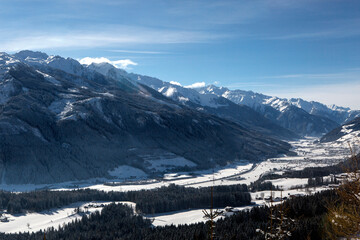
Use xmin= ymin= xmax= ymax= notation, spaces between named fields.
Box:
xmin=88 ymin=62 xmax=346 ymax=137
xmin=321 ymin=117 xmax=360 ymax=143
xmin=87 ymin=63 xmax=298 ymax=140
xmin=200 ymin=85 xmax=360 ymax=125
xmin=0 ymin=51 xmax=292 ymax=184
xmin=197 ymin=85 xmax=357 ymax=136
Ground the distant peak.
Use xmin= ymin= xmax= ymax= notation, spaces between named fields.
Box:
xmin=15 ymin=50 xmax=48 ymax=60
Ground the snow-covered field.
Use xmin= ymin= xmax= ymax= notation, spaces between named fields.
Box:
xmin=0 ymin=137 xmax=350 ymax=230
xmin=0 ymin=201 xmax=135 ymax=234
xmin=76 ymin=137 xmax=350 ymax=191
xmin=0 ymin=137 xmax=350 ymax=193
xmin=148 ymin=187 xmax=329 ymax=227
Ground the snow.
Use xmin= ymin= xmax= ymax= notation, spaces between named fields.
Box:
xmin=108 ymin=165 xmax=148 ymax=179
xmin=98 ymin=92 xmax=115 ymax=98
xmin=29 ymin=126 xmax=48 ymax=142
xmin=0 ymin=137 xmax=350 ymax=194
xmin=36 ymin=70 xmax=61 ymax=86
xmin=336 ymin=129 xmax=360 ymax=144
xmin=265 ymin=97 xmax=290 ymax=112
xmin=201 ymin=85 xmax=360 ymax=122
xmin=49 ymin=99 xmax=72 ymax=114
xmin=148 ymin=209 xmax=211 ymax=226
xmin=330 ymin=123 xmax=360 ymax=148
xmin=156 ymin=84 xmax=228 ymax=108
xmin=265 ymin=178 xmax=309 ymax=190
xmin=142 ymin=154 xmax=197 ymax=172
xmin=148 ymin=187 xmax=329 ymax=227
xmin=48 ymin=97 xmax=108 ymax=122
xmin=0 ymin=201 xmax=134 ymax=234
xmin=164 ymin=87 xmax=177 ymax=98
xmin=48 ymin=99 xmax=77 ymax=121
xmin=195 ymin=93 xmax=228 ymax=108
xmin=0 ymin=137 xmax=351 ymax=229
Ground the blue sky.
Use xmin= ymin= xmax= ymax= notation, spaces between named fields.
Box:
xmin=1 ymin=0 xmax=360 ymax=108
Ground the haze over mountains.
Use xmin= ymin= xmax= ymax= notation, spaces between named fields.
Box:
xmin=0 ymin=50 xmax=292 ymax=184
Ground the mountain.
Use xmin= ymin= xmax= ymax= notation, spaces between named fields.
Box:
xmin=197 ymin=85 xmax=345 ymax=136
xmin=87 ymin=63 xmax=298 ymax=140
xmin=87 ymin=62 xmax=350 ymax=137
xmin=0 ymin=51 xmax=292 ymax=184
xmin=321 ymin=117 xmax=360 ymax=143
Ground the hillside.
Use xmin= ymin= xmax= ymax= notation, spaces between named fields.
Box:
xmin=0 ymin=51 xmax=291 ymax=184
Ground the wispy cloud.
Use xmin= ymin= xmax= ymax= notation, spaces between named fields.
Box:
xmin=0 ymin=26 xmax=226 ymax=52
xmin=263 ymin=17 xmax=360 ymax=40
xmin=265 ymin=29 xmax=360 ymax=40
xmin=262 ymin=69 xmax=360 ymax=81
xmin=79 ymin=57 xmax=137 ymax=70
xmin=108 ymin=49 xmax=171 ymax=54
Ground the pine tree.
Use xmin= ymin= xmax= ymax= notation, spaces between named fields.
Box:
xmin=256 ymin=190 xmax=295 ymax=239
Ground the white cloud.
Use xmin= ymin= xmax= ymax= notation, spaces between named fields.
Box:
xmin=170 ymin=81 xmax=182 ymax=86
xmin=79 ymin=57 xmax=137 ymax=69
xmin=185 ymin=82 xmax=206 ymax=88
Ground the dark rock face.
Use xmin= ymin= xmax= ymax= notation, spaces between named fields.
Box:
xmin=321 ymin=117 xmax=360 ymax=143
xmin=0 ymin=52 xmax=292 ymax=184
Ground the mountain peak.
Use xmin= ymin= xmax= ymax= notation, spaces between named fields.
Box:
xmin=15 ymin=50 xmax=49 ymax=61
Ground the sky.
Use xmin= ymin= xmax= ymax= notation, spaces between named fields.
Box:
xmin=0 ymin=0 xmax=360 ymax=109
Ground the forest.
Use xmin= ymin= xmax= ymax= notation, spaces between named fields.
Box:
xmin=0 ymin=184 xmax=250 ymax=215
xmin=0 ymin=190 xmax=338 ymax=240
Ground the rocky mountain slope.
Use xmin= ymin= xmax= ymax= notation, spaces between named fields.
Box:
xmin=87 ymin=63 xmax=298 ymax=140
xmin=198 ymin=85 xmax=345 ymax=136
xmin=0 ymin=51 xmax=292 ymax=184
xmin=89 ymin=62 xmax=348 ymax=137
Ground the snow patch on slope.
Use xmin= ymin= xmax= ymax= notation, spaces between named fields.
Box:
xmin=36 ymin=70 xmax=61 ymax=86
xmin=142 ymin=153 xmax=197 ymax=172
xmin=108 ymin=165 xmax=148 ymax=179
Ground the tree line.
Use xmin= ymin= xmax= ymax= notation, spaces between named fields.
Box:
xmin=0 ymin=184 xmax=250 ymax=215
xmin=0 ymin=190 xmax=339 ymax=240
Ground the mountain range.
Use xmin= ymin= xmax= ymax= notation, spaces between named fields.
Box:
xmin=88 ymin=62 xmax=359 ymax=137
xmin=0 ymin=50 xmax=292 ymax=184
xmin=0 ymin=50 xmax=358 ymax=184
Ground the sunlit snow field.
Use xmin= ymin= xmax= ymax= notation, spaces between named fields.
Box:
xmin=0 ymin=137 xmax=354 ymax=232
xmin=0 ymin=201 xmax=135 ymax=234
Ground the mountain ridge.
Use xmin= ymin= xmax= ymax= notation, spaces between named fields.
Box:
xmin=0 ymin=50 xmax=292 ymax=184
xmin=87 ymin=62 xmax=299 ymax=140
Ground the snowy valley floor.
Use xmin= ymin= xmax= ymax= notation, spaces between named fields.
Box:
xmin=0 ymin=137 xmax=352 ymax=233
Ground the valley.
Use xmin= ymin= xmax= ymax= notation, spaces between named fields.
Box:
xmin=0 ymin=137 xmax=350 ymax=193
xmin=0 ymin=137 xmax=353 ymax=233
